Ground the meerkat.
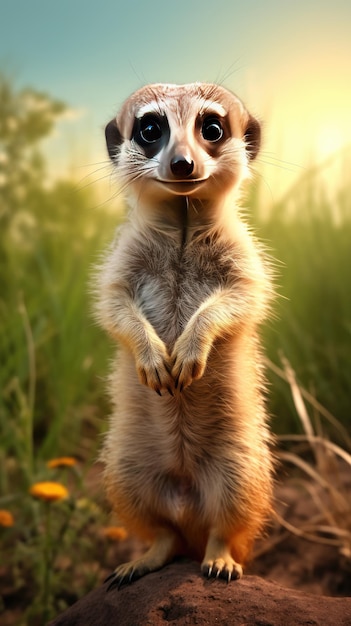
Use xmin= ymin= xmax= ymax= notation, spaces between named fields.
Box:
xmin=96 ymin=82 xmax=274 ymax=588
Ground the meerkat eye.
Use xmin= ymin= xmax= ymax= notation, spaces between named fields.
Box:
xmin=139 ymin=115 xmax=163 ymax=144
xmin=201 ymin=117 xmax=224 ymax=142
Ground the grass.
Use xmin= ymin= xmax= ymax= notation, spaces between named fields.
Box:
xmin=269 ymin=354 xmax=351 ymax=560
xmin=250 ymin=157 xmax=351 ymax=434
xmin=1 ymin=181 xmax=115 ymax=467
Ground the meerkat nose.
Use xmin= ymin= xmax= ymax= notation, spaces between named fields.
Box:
xmin=170 ymin=155 xmax=194 ymax=178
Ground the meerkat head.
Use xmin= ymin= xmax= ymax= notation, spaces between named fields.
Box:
xmin=105 ymin=83 xmax=261 ymax=202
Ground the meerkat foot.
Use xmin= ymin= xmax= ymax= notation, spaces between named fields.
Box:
xmin=105 ymin=530 xmax=177 ymax=590
xmin=201 ymin=557 xmax=243 ymax=582
xmin=201 ymin=534 xmax=243 ymax=583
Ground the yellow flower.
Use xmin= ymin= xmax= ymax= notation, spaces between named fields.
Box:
xmin=46 ymin=457 xmax=78 ymax=469
xmin=29 ymin=481 xmax=69 ymax=502
xmin=0 ymin=510 xmax=14 ymax=527
xmin=102 ymin=526 xmax=128 ymax=541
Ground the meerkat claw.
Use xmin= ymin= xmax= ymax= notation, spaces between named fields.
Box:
xmin=104 ymin=571 xmax=116 ymax=584
xmin=201 ymin=563 xmax=212 ymax=578
xmin=104 ymin=572 xmax=120 ymax=592
xmin=105 ymin=569 xmax=136 ymax=591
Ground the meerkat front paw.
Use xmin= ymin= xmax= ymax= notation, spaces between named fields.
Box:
xmin=171 ymin=332 xmax=210 ymax=391
xmin=136 ymin=336 xmax=173 ymax=395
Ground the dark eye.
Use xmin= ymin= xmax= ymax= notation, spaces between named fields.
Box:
xmin=201 ymin=117 xmax=223 ymax=142
xmin=139 ymin=115 xmax=162 ymax=144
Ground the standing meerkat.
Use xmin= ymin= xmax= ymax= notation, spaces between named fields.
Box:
xmin=96 ymin=82 xmax=274 ymax=588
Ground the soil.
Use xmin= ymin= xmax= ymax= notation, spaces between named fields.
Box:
xmin=49 ymin=564 xmax=351 ymax=626
xmin=2 ymin=463 xmax=351 ymax=625
xmin=248 ymin=479 xmax=351 ymax=597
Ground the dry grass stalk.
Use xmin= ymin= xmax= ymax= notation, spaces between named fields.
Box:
xmin=266 ymin=354 xmax=351 ymax=558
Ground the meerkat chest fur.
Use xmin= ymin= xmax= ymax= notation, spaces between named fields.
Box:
xmin=117 ymin=223 xmax=253 ymax=351
xmin=97 ymin=83 xmax=274 ymax=585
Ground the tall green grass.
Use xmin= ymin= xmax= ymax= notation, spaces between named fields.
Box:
xmin=250 ymin=160 xmax=351 ymax=435
xmin=1 ymin=77 xmax=117 ymax=480
xmin=0 ymin=183 xmax=117 ymax=476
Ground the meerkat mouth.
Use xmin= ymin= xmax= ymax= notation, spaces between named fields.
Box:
xmin=155 ymin=179 xmax=207 ymax=193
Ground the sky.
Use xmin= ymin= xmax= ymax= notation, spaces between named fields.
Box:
xmin=1 ymin=0 xmax=351 ymax=202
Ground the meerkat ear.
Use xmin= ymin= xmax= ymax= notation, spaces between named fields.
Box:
xmin=244 ymin=115 xmax=261 ymax=161
xmin=105 ymin=118 xmax=123 ymax=161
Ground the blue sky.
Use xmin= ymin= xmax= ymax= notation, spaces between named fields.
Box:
xmin=1 ymin=0 xmax=351 ymax=198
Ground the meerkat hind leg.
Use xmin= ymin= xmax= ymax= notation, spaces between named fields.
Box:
xmin=105 ymin=528 xmax=178 ymax=590
xmin=201 ymin=532 xmax=243 ymax=583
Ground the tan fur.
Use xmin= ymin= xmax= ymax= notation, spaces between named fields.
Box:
xmin=96 ymin=83 xmax=274 ymax=586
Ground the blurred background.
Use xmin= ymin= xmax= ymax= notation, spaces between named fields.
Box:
xmin=1 ymin=0 xmax=350 ymax=620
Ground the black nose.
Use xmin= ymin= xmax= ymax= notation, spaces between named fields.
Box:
xmin=170 ymin=155 xmax=194 ymax=178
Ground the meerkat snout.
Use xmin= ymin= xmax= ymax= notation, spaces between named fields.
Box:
xmin=170 ymin=155 xmax=195 ymax=178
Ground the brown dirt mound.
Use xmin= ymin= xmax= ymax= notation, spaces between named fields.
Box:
xmin=49 ymin=560 xmax=351 ymax=626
